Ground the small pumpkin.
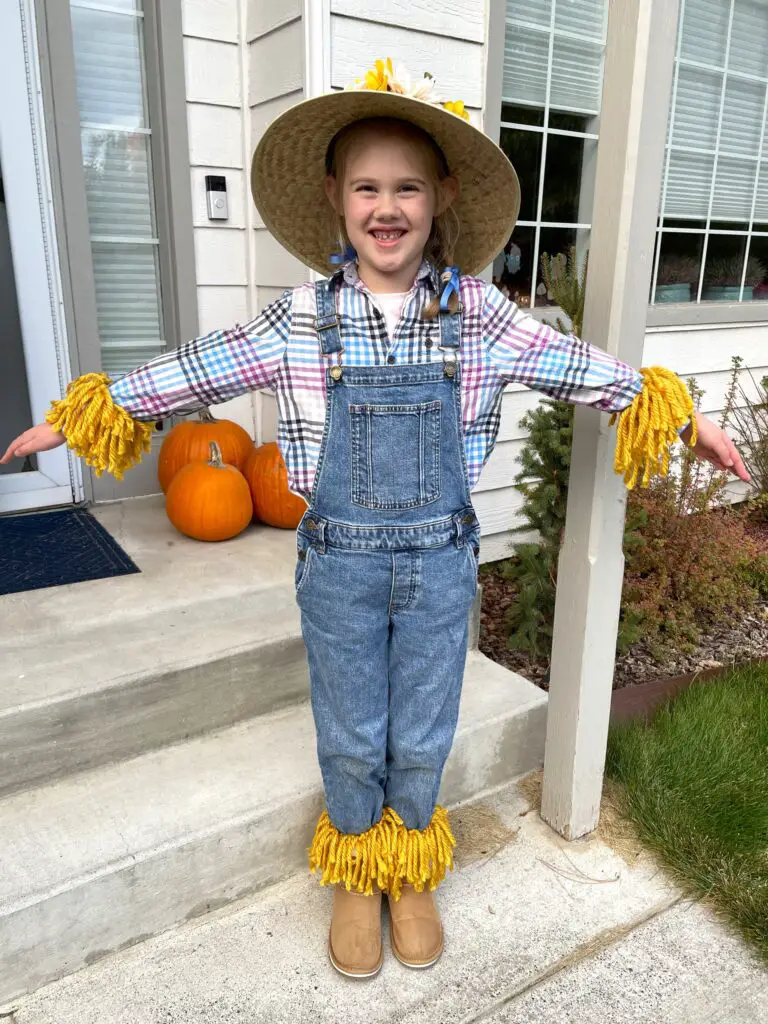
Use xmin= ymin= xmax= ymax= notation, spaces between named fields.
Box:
xmin=158 ymin=409 xmax=253 ymax=493
xmin=244 ymin=442 xmax=306 ymax=529
xmin=166 ymin=442 xmax=253 ymax=542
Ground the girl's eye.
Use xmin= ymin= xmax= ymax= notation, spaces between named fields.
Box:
xmin=399 ymin=184 xmax=419 ymax=193
xmin=356 ymin=184 xmax=376 ymax=193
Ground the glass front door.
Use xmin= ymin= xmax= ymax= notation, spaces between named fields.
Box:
xmin=0 ymin=0 xmax=79 ymax=513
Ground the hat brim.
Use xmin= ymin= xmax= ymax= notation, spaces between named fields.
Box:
xmin=251 ymin=90 xmax=520 ymax=277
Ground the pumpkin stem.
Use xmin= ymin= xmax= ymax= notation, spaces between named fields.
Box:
xmin=199 ymin=408 xmax=217 ymax=424
xmin=208 ymin=441 xmax=224 ymax=468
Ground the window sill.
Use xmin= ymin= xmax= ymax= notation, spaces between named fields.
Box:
xmin=646 ymin=301 xmax=768 ymax=329
xmin=525 ymin=302 xmax=768 ymax=331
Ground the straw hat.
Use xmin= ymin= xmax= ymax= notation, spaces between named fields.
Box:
xmin=251 ymin=59 xmax=521 ymax=277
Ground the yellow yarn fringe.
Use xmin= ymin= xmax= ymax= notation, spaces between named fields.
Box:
xmin=46 ymin=373 xmax=154 ymax=480
xmin=308 ymin=806 xmax=456 ymax=899
xmin=611 ymin=366 xmax=697 ymax=490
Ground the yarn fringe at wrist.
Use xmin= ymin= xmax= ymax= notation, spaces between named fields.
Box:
xmin=308 ymin=805 xmax=455 ymax=898
xmin=612 ymin=366 xmax=697 ymax=489
xmin=46 ymin=373 xmax=154 ymax=480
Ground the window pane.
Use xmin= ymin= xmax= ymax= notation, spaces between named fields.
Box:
xmin=720 ymin=78 xmax=766 ymax=159
xmin=501 ymin=103 xmax=544 ymax=127
xmin=712 ymin=157 xmax=757 ymax=222
xmin=664 ymin=150 xmax=715 ymax=219
xmin=503 ymin=25 xmax=549 ymax=107
xmin=653 ymin=233 xmax=704 ymax=303
xmin=549 ymin=112 xmax=599 ymax=134
xmin=71 ymin=0 xmax=164 ymax=374
xmin=507 ymin=0 xmax=551 ymax=28
xmin=550 ymin=36 xmax=603 ymax=114
xmin=755 ymin=163 xmax=768 ymax=223
xmin=72 ymin=0 xmax=142 ymax=10
xmin=679 ymin=0 xmax=730 ymax=69
xmin=71 ymin=7 xmax=146 ymax=128
xmin=730 ymin=0 xmax=768 ymax=78
xmin=702 ymin=235 xmax=748 ymax=301
xmin=747 ymin=236 xmax=768 ymax=301
xmin=92 ymin=243 xmax=164 ymax=374
xmin=536 ymin=227 xmax=590 ymax=309
xmin=554 ymin=0 xmax=606 ymax=40
xmin=542 ymin=135 xmax=598 ymax=223
xmin=671 ymin=66 xmax=722 ymax=152
xmin=81 ymin=129 xmax=154 ymax=238
xmin=492 ymin=226 xmax=535 ymax=309
xmin=500 ymin=128 xmax=542 ymax=222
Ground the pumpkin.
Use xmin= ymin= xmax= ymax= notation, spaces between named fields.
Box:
xmin=244 ymin=442 xmax=307 ymax=529
xmin=166 ymin=442 xmax=253 ymax=542
xmin=158 ymin=409 xmax=253 ymax=493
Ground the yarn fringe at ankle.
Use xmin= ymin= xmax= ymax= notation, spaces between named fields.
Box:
xmin=309 ymin=806 xmax=455 ymax=898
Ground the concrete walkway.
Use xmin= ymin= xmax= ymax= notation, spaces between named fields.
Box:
xmin=8 ymin=781 xmax=767 ymax=1024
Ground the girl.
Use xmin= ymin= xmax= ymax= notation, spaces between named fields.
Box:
xmin=2 ymin=58 xmax=748 ymax=980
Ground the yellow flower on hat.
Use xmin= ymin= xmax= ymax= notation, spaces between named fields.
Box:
xmin=364 ymin=57 xmax=393 ymax=91
xmin=443 ymin=100 xmax=470 ymax=122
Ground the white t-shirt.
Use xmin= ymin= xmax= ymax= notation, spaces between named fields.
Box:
xmin=375 ymin=292 xmax=407 ymax=343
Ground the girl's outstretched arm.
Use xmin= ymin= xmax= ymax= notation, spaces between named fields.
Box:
xmin=482 ymin=283 xmax=749 ymax=488
xmin=1 ymin=290 xmax=292 ymax=480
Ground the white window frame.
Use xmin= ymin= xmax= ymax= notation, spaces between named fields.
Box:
xmin=486 ymin=0 xmax=768 ymax=328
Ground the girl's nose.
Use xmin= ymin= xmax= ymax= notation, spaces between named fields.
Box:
xmin=375 ymin=191 xmax=399 ymax=218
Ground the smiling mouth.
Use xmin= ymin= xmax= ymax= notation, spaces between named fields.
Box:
xmin=370 ymin=229 xmax=406 ymax=242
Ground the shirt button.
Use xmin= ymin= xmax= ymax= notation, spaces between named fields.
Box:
xmin=425 ymin=339 xmax=433 ymax=349
xmin=387 ymin=355 xmax=396 ymax=364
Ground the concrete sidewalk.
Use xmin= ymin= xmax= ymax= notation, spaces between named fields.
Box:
xmin=9 ymin=781 xmax=767 ymax=1024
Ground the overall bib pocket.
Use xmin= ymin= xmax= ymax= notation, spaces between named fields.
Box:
xmin=350 ymin=400 xmax=441 ymax=510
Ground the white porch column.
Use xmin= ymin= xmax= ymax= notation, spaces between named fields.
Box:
xmin=540 ymin=0 xmax=681 ymax=840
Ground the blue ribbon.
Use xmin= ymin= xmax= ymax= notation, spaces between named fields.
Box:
xmin=329 ymin=244 xmax=357 ymax=266
xmin=439 ymin=265 xmax=460 ymax=312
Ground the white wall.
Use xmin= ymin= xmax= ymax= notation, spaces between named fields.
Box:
xmin=476 ymin=324 xmax=768 ymax=563
xmin=181 ymin=0 xmax=308 ymax=441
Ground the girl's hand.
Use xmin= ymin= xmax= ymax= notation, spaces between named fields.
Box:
xmin=682 ymin=411 xmax=750 ymax=483
xmin=1 ymin=423 xmax=66 ymax=465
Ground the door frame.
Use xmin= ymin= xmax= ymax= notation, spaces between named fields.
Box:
xmin=0 ymin=0 xmax=81 ymax=514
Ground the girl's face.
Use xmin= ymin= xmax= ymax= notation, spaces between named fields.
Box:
xmin=325 ymin=125 xmax=457 ymax=293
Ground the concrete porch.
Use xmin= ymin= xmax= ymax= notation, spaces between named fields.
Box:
xmin=0 ymin=497 xmax=548 ymax=1003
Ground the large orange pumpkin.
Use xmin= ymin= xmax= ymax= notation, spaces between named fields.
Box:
xmin=244 ymin=442 xmax=306 ymax=529
xmin=166 ymin=442 xmax=253 ymax=542
xmin=158 ymin=409 xmax=253 ymax=493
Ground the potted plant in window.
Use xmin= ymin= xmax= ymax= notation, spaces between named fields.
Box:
xmin=654 ymin=255 xmax=699 ymax=303
xmin=702 ymin=255 xmax=765 ymax=302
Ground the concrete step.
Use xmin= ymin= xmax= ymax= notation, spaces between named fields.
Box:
xmin=0 ymin=499 xmax=306 ymax=796
xmin=0 ymin=652 xmax=547 ymax=1004
xmin=14 ymin=783 xmax=735 ymax=1024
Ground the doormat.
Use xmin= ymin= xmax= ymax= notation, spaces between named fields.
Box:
xmin=0 ymin=507 xmax=139 ymax=596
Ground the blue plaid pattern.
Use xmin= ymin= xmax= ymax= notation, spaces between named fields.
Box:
xmin=109 ymin=261 xmax=642 ymax=497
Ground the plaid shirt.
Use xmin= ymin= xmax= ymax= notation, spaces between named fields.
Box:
xmin=110 ymin=261 xmax=642 ymax=498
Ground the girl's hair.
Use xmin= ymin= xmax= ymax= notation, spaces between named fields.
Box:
xmin=324 ymin=117 xmax=461 ymax=317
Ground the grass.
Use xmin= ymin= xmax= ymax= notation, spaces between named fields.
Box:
xmin=606 ymin=662 xmax=768 ymax=963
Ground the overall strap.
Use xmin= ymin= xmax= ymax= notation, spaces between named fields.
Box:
xmin=438 ymin=274 xmax=462 ymax=378
xmin=313 ymin=279 xmax=343 ymax=357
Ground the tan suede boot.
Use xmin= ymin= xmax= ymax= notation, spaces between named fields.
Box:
xmin=328 ymin=886 xmax=383 ymax=978
xmin=388 ymin=885 xmax=444 ymax=968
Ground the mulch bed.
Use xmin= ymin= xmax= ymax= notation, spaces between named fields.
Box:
xmin=479 ymin=514 xmax=768 ymax=693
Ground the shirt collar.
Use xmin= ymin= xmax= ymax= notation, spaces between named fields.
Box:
xmin=329 ymin=259 xmax=439 ymax=294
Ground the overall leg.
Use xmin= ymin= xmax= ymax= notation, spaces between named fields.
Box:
xmin=297 ymin=543 xmax=393 ymax=883
xmin=386 ymin=542 xmax=477 ymax=836
xmin=385 ymin=541 xmax=477 ymax=968
xmin=298 ymin=543 xmax=394 ymax=978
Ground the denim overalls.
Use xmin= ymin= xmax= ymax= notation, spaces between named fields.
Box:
xmin=296 ymin=279 xmax=480 ymax=840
